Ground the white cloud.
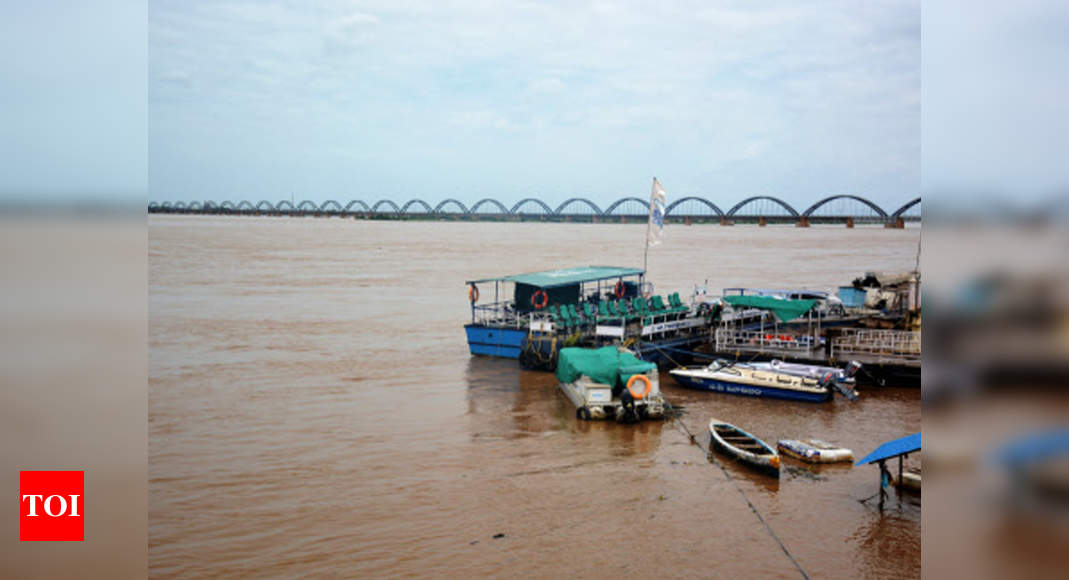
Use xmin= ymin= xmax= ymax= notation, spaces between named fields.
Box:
xmin=323 ymin=12 xmax=380 ymax=53
xmin=528 ymin=78 xmax=563 ymax=93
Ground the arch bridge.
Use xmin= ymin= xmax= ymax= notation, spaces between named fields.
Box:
xmin=147 ymin=195 xmax=920 ymax=225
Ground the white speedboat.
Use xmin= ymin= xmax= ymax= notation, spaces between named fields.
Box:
xmin=670 ymin=359 xmax=859 ymax=403
xmin=750 ymin=359 xmax=861 ymax=386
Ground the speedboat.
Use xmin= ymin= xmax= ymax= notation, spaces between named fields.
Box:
xmin=709 ymin=419 xmax=780 ymax=477
xmin=749 ymin=359 xmax=861 ymax=387
xmin=669 ymin=359 xmax=859 ymax=403
xmin=556 ymin=346 xmax=665 ymax=422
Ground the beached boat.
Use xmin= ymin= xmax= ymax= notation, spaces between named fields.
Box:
xmin=709 ymin=419 xmax=780 ymax=477
xmin=777 ymin=439 xmax=854 ymax=463
xmin=463 ymin=266 xmax=710 ymax=367
xmin=669 ymin=360 xmax=859 ymax=403
xmin=556 ymin=346 xmax=665 ymax=422
xmin=893 ymin=467 xmax=921 ymax=492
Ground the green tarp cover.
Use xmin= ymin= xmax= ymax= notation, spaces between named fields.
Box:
xmin=468 ymin=266 xmax=643 ymax=289
xmin=556 ymin=346 xmax=656 ymax=386
xmin=722 ymin=295 xmax=816 ymax=322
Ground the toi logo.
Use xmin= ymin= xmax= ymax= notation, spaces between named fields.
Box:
xmin=19 ymin=471 xmax=84 ymax=541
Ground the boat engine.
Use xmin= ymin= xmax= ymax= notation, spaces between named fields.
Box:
xmin=844 ymin=360 xmax=863 ymax=379
xmin=616 ymin=389 xmax=640 ymax=423
xmin=821 ymin=371 xmax=860 ymax=401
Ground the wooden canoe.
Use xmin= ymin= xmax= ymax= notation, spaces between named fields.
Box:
xmin=709 ymin=419 xmax=780 ymax=477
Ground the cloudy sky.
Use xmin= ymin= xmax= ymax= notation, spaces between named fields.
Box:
xmin=146 ymin=0 xmax=920 ymax=209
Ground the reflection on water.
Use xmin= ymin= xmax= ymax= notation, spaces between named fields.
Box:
xmin=151 ymin=217 xmax=920 ymax=577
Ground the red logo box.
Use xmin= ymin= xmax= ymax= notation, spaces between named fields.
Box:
xmin=19 ymin=471 xmax=84 ymax=541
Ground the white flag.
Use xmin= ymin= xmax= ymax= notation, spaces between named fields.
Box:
xmin=647 ymin=178 xmax=666 ymax=247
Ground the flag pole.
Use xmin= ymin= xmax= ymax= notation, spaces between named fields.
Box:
xmin=643 ymin=177 xmax=655 ymax=274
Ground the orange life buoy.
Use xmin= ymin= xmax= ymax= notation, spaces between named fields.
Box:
xmin=626 ymin=374 xmax=652 ymax=399
xmin=468 ymin=284 xmax=479 ymax=303
xmin=531 ymin=289 xmax=549 ymax=310
xmin=614 ymin=280 xmax=626 ymax=298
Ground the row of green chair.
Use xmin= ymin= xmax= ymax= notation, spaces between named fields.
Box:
xmin=547 ymin=304 xmax=589 ymax=329
xmin=545 ymin=294 xmax=691 ymax=330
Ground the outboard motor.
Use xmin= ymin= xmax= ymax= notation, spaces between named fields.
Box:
xmin=820 ymin=370 xmax=859 ymax=401
xmin=844 ymin=360 xmax=863 ymax=380
xmin=617 ymin=389 xmax=640 ymax=423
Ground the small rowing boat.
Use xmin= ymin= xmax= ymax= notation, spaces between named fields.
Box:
xmin=708 ymin=419 xmax=780 ymax=477
xmin=777 ymin=439 xmax=854 ymax=464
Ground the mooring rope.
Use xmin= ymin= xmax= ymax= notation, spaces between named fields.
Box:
xmin=663 ymin=400 xmax=811 ymax=580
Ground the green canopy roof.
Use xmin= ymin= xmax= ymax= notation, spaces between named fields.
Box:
xmin=556 ymin=346 xmax=656 ymax=386
xmin=722 ymin=295 xmax=817 ymax=322
xmin=468 ymin=266 xmax=643 ymax=289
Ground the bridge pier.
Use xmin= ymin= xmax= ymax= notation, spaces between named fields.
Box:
xmin=720 ymin=216 xmax=734 ymax=226
xmin=796 ymin=217 xmax=810 ymax=228
xmin=885 ymin=217 xmax=905 ymax=229
xmin=685 ymin=216 xmax=692 ymax=226
xmin=758 ymin=216 xmax=767 ymax=227
xmin=846 ymin=217 xmax=854 ymax=228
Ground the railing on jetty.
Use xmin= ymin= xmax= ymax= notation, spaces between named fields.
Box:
xmin=712 ymin=326 xmax=921 ymax=367
xmin=830 ymin=329 xmax=921 ymax=364
xmin=713 ymin=328 xmax=821 ymax=355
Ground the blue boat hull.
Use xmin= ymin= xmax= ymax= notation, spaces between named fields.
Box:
xmin=670 ymin=373 xmax=831 ymax=403
xmin=465 ymin=325 xmax=527 ymax=359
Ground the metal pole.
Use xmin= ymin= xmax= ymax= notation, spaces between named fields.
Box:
xmin=643 ymin=177 xmax=654 ymax=273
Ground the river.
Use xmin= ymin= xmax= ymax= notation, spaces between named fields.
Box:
xmin=149 ymin=216 xmax=920 ymax=578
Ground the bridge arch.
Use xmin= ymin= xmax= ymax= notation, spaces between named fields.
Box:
xmin=603 ymin=197 xmax=649 ymax=215
xmin=510 ymin=198 xmax=553 ymax=215
xmin=320 ymin=200 xmax=342 ymax=212
xmin=664 ymin=196 xmax=724 ymax=217
xmin=372 ymin=199 xmax=401 ymax=213
xmin=255 ymin=200 xmax=276 ymax=211
xmin=400 ymin=199 xmax=433 ymax=214
xmin=237 ymin=201 xmax=254 ymax=210
xmin=148 ymin=202 xmax=160 ymax=210
xmin=469 ymin=198 xmax=509 ymax=214
xmin=276 ymin=200 xmax=295 ymax=211
xmin=726 ymin=196 xmax=799 ymax=217
xmin=891 ymin=197 xmax=921 ymax=218
xmin=434 ymin=199 xmax=469 ymax=214
xmin=802 ymin=195 xmax=888 ymax=218
xmin=219 ymin=201 xmax=235 ymax=210
xmin=297 ymin=200 xmax=319 ymax=212
xmin=555 ymin=198 xmax=602 ymax=215
xmin=173 ymin=201 xmax=188 ymax=210
xmin=344 ymin=200 xmax=370 ymax=213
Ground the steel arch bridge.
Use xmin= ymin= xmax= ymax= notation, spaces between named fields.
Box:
xmin=147 ymin=195 xmax=920 ymax=225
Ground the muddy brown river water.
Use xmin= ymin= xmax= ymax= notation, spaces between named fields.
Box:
xmin=149 ymin=216 xmax=920 ymax=578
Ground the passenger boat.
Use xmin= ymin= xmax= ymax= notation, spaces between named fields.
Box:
xmin=463 ymin=266 xmax=710 ymax=367
xmin=669 ymin=359 xmax=859 ymax=403
xmin=777 ymin=439 xmax=854 ymax=463
xmin=708 ymin=419 xmax=780 ymax=477
xmin=556 ymin=346 xmax=665 ymax=422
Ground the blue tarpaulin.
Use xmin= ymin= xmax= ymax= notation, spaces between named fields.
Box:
xmin=993 ymin=428 xmax=1069 ymax=467
xmin=855 ymin=433 xmax=921 ymax=466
